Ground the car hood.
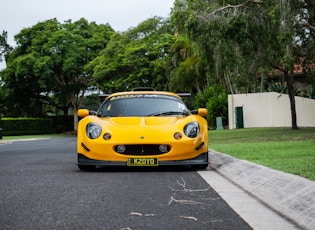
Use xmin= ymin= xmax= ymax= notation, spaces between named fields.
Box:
xmin=103 ymin=117 xmax=182 ymax=126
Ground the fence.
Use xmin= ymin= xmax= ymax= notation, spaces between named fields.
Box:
xmin=228 ymin=92 xmax=315 ymax=129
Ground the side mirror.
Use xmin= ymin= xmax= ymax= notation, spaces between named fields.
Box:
xmin=78 ymin=109 xmax=90 ymax=118
xmin=191 ymin=108 xmax=208 ymax=117
xmin=197 ymin=108 xmax=208 ymax=117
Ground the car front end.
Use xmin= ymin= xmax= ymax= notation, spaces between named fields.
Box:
xmin=77 ymin=90 xmax=209 ymax=170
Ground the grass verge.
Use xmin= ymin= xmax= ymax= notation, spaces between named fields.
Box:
xmin=208 ymin=128 xmax=315 ymax=181
xmin=1 ymin=133 xmax=73 ymax=140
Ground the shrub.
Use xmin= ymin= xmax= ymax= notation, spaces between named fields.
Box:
xmin=2 ymin=118 xmax=54 ymax=136
xmin=195 ymin=85 xmax=228 ymax=127
xmin=50 ymin=115 xmax=74 ymax=133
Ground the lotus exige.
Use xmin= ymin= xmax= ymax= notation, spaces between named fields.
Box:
xmin=77 ymin=88 xmax=209 ymax=170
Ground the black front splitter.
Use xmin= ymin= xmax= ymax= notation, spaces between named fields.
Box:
xmin=77 ymin=152 xmax=209 ymax=167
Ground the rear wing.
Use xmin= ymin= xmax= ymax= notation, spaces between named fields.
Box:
xmin=99 ymin=94 xmax=111 ymax=99
xmin=176 ymin=93 xmax=191 ymax=97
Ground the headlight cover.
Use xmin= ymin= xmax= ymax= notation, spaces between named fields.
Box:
xmin=184 ymin=122 xmax=200 ymax=138
xmin=86 ymin=122 xmax=102 ymax=139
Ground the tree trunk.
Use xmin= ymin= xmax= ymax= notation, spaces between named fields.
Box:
xmin=69 ymin=92 xmax=85 ymax=132
xmin=284 ymin=71 xmax=299 ymax=130
xmin=224 ymin=71 xmax=234 ymax=94
xmin=69 ymin=95 xmax=79 ymax=132
xmin=73 ymin=104 xmax=79 ymax=132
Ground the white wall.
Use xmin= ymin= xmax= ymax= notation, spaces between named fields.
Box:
xmin=228 ymin=92 xmax=315 ymax=129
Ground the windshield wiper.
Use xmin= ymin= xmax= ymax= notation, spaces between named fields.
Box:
xmin=147 ymin=111 xmax=189 ymax=117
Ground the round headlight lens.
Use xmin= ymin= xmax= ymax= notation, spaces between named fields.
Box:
xmin=86 ymin=122 xmax=102 ymax=139
xmin=184 ymin=122 xmax=200 ymax=138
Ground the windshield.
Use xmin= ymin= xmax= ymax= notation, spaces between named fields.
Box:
xmin=97 ymin=94 xmax=189 ymax=117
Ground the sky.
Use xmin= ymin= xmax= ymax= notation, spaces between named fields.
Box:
xmin=1 ymin=0 xmax=174 ymax=69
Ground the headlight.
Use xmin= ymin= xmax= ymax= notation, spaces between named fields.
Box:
xmin=86 ymin=122 xmax=102 ymax=139
xmin=184 ymin=122 xmax=200 ymax=138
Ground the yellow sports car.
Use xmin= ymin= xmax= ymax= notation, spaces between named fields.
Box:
xmin=77 ymin=88 xmax=209 ymax=170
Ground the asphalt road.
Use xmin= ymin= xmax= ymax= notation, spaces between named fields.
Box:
xmin=0 ymin=138 xmax=251 ymax=230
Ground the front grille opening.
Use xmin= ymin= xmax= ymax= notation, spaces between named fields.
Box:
xmin=114 ymin=144 xmax=170 ymax=155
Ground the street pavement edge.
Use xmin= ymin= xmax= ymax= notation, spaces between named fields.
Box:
xmin=1 ymin=139 xmax=314 ymax=229
xmin=208 ymin=149 xmax=315 ymax=230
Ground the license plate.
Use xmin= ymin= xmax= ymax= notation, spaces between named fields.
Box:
xmin=127 ymin=158 xmax=158 ymax=166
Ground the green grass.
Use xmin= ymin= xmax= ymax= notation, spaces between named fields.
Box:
xmin=208 ymin=128 xmax=315 ymax=181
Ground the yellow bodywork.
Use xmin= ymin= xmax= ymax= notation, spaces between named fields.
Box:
xmin=77 ymin=91 xmax=208 ymax=166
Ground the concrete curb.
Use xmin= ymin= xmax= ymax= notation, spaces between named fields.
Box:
xmin=208 ymin=149 xmax=315 ymax=230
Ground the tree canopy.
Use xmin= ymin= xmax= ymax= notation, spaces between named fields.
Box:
xmin=1 ymin=18 xmax=114 ymax=130
xmin=86 ymin=17 xmax=176 ymax=93
xmin=170 ymin=0 xmax=315 ymax=129
xmin=0 ymin=0 xmax=314 ymax=130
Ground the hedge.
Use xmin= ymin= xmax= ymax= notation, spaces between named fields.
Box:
xmin=1 ymin=115 xmax=74 ymax=136
xmin=50 ymin=115 xmax=73 ymax=133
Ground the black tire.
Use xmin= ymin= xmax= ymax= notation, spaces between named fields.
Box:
xmin=78 ymin=164 xmax=96 ymax=171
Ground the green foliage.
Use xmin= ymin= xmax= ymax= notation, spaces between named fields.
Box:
xmin=1 ymin=0 xmax=314 ymax=132
xmin=171 ymin=0 xmax=315 ymax=129
xmin=80 ymin=94 xmax=102 ymax=112
xmin=168 ymin=34 xmax=207 ymax=93
xmin=87 ymin=17 xmax=175 ymax=92
xmin=1 ymin=18 xmax=114 ymax=123
xmin=50 ymin=115 xmax=74 ymax=133
xmin=267 ymin=80 xmax=315 ymax=98
xmin=0 ymin=30 xmax=12 ymax=62
xmin=195 ymin=85 xmax=228 ymax=127
xmin=1 ymin=116 xmax=74 ymax=135
xmin=268 ymin=80 xmax=288 ymax=94
xmin=171 ymin=0 xmax=314 ymax=93
xmin=2 ymin=118 xmax=54 ymax=136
